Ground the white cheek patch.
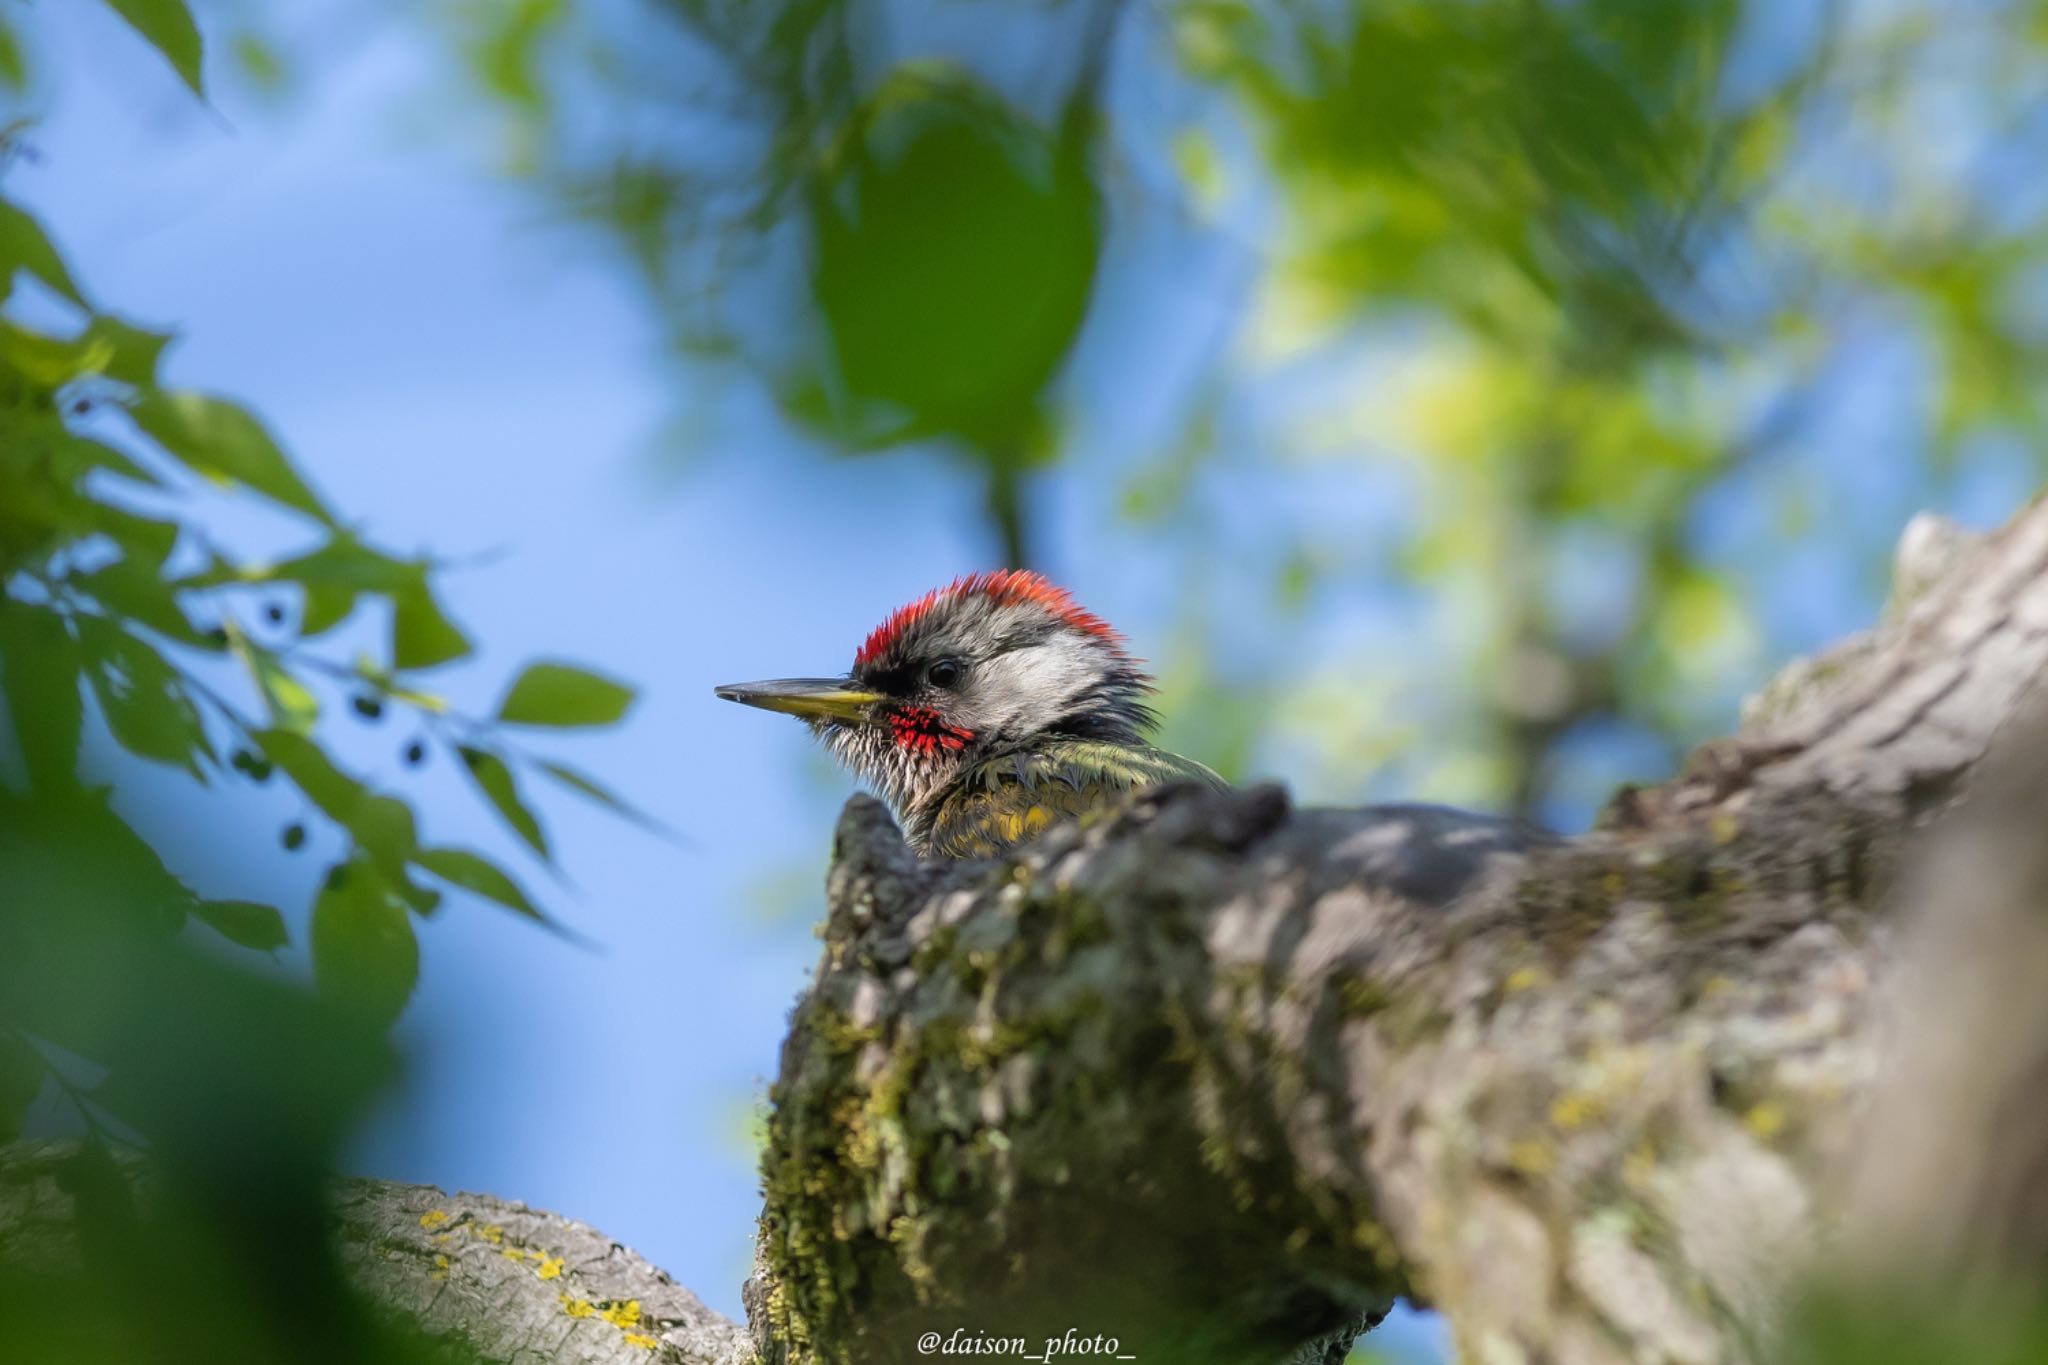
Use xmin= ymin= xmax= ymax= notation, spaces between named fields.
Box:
xmin=974 ymin=640 xmax=1106 ymax=730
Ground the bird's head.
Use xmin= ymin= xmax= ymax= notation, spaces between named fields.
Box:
xmin=716 ymin=571 xmax=1154 ymax=819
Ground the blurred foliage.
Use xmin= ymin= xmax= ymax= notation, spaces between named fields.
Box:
xmin=1786 ymin=1283 xmax=2048 ymax=1365
xmin=438 ymin=0 xmax=1127 ymax=566
xmin=432 ymin=0 xmax=2048 ymax=823
xmin=0 ymin=5 xmax=639 ymax=1360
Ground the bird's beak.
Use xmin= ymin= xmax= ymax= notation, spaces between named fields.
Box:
xmin=714 ymin=677 xmax=885 ymax=724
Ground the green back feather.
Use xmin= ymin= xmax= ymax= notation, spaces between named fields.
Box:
xmin=919 ymin=740 xmax=1226 ymax=858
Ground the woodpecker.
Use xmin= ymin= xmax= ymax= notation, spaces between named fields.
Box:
xmin=716 ymin=570 xmax=1225 ymax=858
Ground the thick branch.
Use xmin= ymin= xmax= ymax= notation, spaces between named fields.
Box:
xmin=752 ymin=501 xmax=2048 ymax=1364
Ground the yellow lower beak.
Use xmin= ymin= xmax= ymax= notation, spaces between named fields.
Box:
xmin=714 ymin=678 xmax=885 ymax=724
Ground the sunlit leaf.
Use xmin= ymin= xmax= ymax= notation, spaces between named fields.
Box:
xmin=311 ymin=859 xmax=417 ymax=1027
xmin=391 ymin=583 xmax=471 ymax=670
xmin=191 ymin=898 xmax=287 ymax=952
xmin=804 ymin=67 xmax=1100 ymax=445
xmin=467 ymin=0 xmax=566 ymax=112
xmin=242 ymin=646 xmax=319 ymax=733
xmin=128 ymin=390 xmax=335 ymax=525
xmin=496 ymin=660 xmax=635 ymax=727
xmin=457 ymin=744 xmax=549 ymax=858
xmin=413 ymin=846 xmax=544 ymax=921
xmin=103 ymin=0 xmax=206 ymax=97
xmin=84 ymin=315 xmax=173 ymax=387
xmin=0 ymin=319 xmax=107 ymax=386
xmin=299 ymin=582 xmax=357 ymax=636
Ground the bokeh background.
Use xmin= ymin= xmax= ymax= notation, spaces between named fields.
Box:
xmin=4 ymin=1 xmax=2046 ymax=1361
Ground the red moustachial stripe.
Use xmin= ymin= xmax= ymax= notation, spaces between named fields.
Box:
xmin=888 ymin=706 xmax=974 ymax=755
xmin=854 ymin=570 xmax=1123 ymax=669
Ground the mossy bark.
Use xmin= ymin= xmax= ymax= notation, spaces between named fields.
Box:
xmin=750 ymin=502 xmax=2048 ymax=1364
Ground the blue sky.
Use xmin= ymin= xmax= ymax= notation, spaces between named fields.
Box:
xmin=20 ymin=3 xmax=2031 ymax=1360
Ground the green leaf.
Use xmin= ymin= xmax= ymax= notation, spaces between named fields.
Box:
xmin=392 ymin=583 xmax=471 ymax=670
xmin=350 ymin=792 xmax=420 ymax=882
xmin=172 ymin=535 xmax=422 ymax=639
xmin=0 ymin=23 xmax=27 ymax=92
xmin=0 ymin=608 xmax=83 ymax=791
xmin=388 ymin=870 xmax=443 ymax=917
xmin=84 ymin=315 xmax=173 ymax=387
xmin=178 ymin=536 xmax=417 ymax=593
xmin=537 ymin=759 xmax=678 ymax=839
xmin=254 ymin=727 xmax=419 ymax=871
xmin=276 ymin=537 xmax=418 ymax=591
xmin=128 ymin=391 xmax=334 ymax=525
xmin=191 ymin=898 xmax=288 ymax=952
xmin=0 ymin=199 xmax=85 ymax=307
xmin=496 ymin=660 xmax=636 ymax=727
xmin=457 ymin=744 xmax=549 ymax=858
xmin=255 ymin=727 xmax=367 ymax=824
xmin=299 ymin=582 xmax=357 ymax=636
xmin=76 ymin=616 xmax=208 ymax=772
xmin=0 ymin=1030 xmax=42 ymax=1143
xmin=240 ymin=646 xmax=318 ymax=733
xmin=104 ymin=0 xmax=206 ymax=97
xmin=0 ymin=319 xmax=103 ymax=386
xmin=75 ymin=554 xmax=211 ymax=647
xmin=311 ymin=860 xmax=417 ymax=1027
xmin=413 ymin=846 xmax=545 ymax=921
xmin=82 ymin=502 xmax=181 ymax=567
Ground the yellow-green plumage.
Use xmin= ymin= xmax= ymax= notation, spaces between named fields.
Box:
xmin=919 ymin=739 xmax=1226 ymax=859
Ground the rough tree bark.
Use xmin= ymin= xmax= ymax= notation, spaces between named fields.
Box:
xmin=7 ymin=499 xmax=2048 ymax=1365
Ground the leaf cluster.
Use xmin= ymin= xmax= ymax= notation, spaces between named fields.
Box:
xmin=0 ymin=0 xmax=653 ymax=1155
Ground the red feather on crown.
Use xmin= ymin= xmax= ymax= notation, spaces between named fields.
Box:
xmin=855 ymin=570 xmax=1123 ymax=668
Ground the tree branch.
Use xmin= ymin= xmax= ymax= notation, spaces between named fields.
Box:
xmin=752 ymin=498 xmax=2048 ymax=1363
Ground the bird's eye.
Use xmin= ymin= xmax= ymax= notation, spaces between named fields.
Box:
xmin=926 ymin=659 xmax=962 ymax=688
